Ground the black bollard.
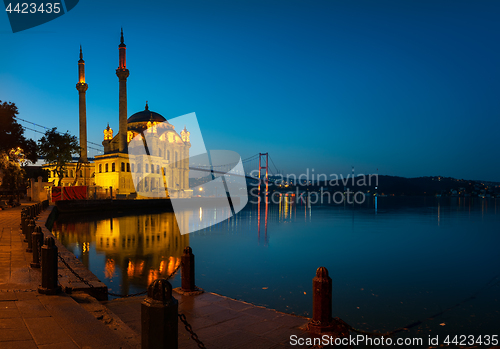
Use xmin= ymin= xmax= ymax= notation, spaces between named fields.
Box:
xmin=38 ymin=237 xmax=61 ymax=295
xmin=30 ymin=227 xmax=43 ymax=268
xmin=22 ymin=212 xmax=28 ymax=242
xmin=141 ymin=279 xmax=178 ymax=349
xmin=181 ymin=246 xmax=195 ymax=292
xmin=26 ymin=219 xmax=35 ymax=252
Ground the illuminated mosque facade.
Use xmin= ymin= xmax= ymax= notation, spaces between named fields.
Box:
xmin=45 ymin=30 xmax=191 ymax=199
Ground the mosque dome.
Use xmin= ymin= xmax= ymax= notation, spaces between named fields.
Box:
xmin=127 ymin=102 xmax=167 ymax=124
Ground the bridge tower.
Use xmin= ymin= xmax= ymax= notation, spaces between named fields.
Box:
xmin=258 ymin=153 xmax=269 ymax=196
xmin=76 ymin=45 xmax=88 ymax=162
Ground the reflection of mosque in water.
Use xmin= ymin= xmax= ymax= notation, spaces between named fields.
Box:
xmin=52 ymin=211 xmax=191 ymax=294
xmin=52 ymin=195 xmax=307 ymax=294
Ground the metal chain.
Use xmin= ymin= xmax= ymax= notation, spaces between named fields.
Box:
xmin=178 ymin=313 xmax=206 ymax=349
xmin=57 ymin=252 xmax=95 ymax=288
xmin=57 ymin=252 xmax=181 ymax=298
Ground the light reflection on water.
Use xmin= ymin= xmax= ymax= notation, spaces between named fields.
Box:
xmin=53 ymin=196 xmax=500 ymax=337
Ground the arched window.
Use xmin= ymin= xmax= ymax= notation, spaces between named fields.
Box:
xmin=175 ymin=152 xmax=178 ymax=167
xmin=138 ymin=164 xmax=141 ymax=173
xmin=127 ymin=163 xmax=130 ymax=172
xmin=145 ymin=164 xmax=149 ymax=173
xmin=112 ymin=163 xmax=115 ymax=172
xmin=131 ymin=163 xmax=135 ymax=172
xmin=156 ymin=165 xmax=160 ymax=174
xmin=167 ymin=150 xmax=170 ymax=161
xmin=105 ymin=163 xmax=108 ymax=172
xmin=121 ymin=162 xmax=125 ymax=172
xmin=99 ymin=164 xmax=102 ymax=173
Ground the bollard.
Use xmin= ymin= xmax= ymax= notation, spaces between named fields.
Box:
xmin=141 ymin=279 xmax=178 ymax=349
xmin=22 ymin=212 xmax=28 ymax=242
xmin=312 ymin=267 xmax=332 ymax=325
xmin=181 ymin=246 xmax=195 ymax=292
xmin=38 ymin=237 xmax=61 ymax=295
xmin=26 ymin=219 xmax=35 ymax=252
xmin=308 ymin=266 xmax=339 ymax=334
xmin=30 ymin=227 xmax=44 ymax=268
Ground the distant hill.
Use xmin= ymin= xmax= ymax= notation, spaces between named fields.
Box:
xmin=261 ymin=175 xmax=500 ymax=197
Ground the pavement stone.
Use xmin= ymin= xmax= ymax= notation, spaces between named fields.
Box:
xmin=0 ymin=202 xmax=137 ymax=349
xmin=1 ymin=202 xmax=346 ymax=349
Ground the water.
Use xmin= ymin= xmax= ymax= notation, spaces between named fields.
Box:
xmin=53 ymin=196 xmax=500 ymax=338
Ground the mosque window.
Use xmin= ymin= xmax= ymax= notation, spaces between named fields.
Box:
xmin=112 ymin=163 xmax=115 ymax=172
xmin=121 ymin=162 xmax=125 ymax=172
xmin=127 ymin=163 xmax=130 ymax=172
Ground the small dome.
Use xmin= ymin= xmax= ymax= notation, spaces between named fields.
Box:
xmin=127 ymin=102 xmax=167 ymax=124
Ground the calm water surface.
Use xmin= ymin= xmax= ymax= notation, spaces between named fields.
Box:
xmin=53 ymin=196 xmax=500 ymax=338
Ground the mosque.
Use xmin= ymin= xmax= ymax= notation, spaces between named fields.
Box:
xmin=44 ymin=30 xmax=192 ymax=199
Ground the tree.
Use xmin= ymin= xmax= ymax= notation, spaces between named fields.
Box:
xmin=0 ymin=101 xmax=38 ymax=199
xmin=38 ymin=128 xmax=80 ymax=186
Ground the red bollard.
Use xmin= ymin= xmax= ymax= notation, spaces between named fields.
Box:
xmin=308 ymin=267 xmax=349 ymax=337
xmin=181 ymin=247 xmax=195 ymax=292
xmin=173 ymin=246 xmax=203 ymax=296
xmin=312 ymin=266 xmax=332 ymax=325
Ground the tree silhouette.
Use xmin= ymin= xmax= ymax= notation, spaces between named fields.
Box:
xmin=0 ymin=101 xmax=38 ymax=199
xmin=38 ymin=128 xmax=80 ymax=186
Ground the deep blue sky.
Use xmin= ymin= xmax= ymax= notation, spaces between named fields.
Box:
xmin=1 ymin=0 xmax=499 ymax=181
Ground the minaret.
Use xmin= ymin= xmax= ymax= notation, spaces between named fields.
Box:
xmin=76 ymin=45 xmax=88 ymax=162
xmin=116 ymin=28 xmax=129 ymax=153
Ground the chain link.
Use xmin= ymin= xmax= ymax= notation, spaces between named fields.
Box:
xmin=57 ymin=252 xmax=95 ymax=288
xmin=56 ymin=253 xmax=205 ymax=347
xmin=57 ymin=252 xmax=182 ymax=298
xmin=178 ymin=313 xmax=206 ymax=349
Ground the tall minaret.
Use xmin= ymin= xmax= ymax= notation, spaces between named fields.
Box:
xmin=76 ymin=45 xmax=88 ymax=162
xmin=116 ymin=28 xmax=129 ymax=153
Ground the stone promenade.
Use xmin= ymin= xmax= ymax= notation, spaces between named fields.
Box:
xmin=0 ymin=203 xmax=138 ymax=348
xmin=0 ymin=202 xmax=317 ymax=349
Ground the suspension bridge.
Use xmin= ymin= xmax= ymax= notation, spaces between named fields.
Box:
xmin=17 ymin=117 xmax=282 ymax=184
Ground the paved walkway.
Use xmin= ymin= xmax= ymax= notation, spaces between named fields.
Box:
xmin=104 ymin=292 xmax=310 ymax=349
xmin=1 ymin=202 xmax=332 ymax=349
xmin=0 ymin=203 xmax=137 ymax=349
